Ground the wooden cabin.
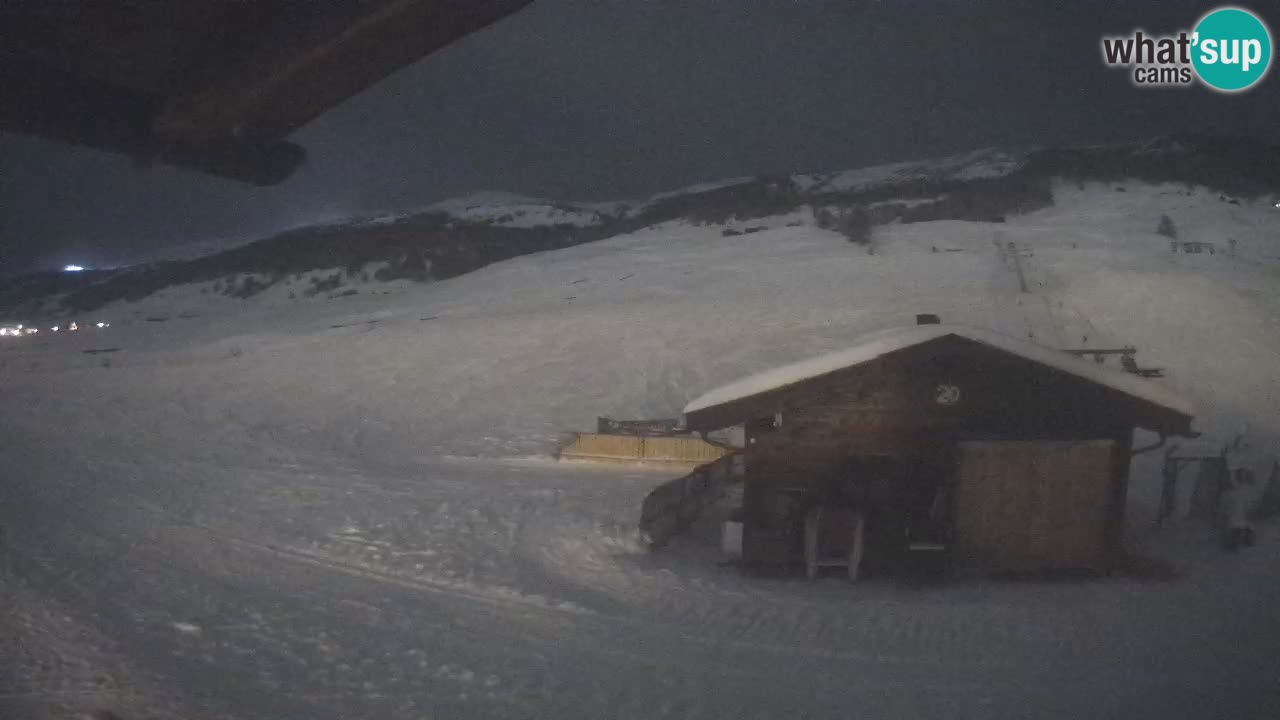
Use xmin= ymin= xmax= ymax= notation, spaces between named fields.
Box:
xmin=682 ymin=322 xmax=1194 ymax=577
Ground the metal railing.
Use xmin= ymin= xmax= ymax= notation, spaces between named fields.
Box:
xmin=639 ymin=451 xmax=744 ymax=548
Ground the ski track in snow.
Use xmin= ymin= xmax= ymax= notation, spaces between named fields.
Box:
xmin=2 ymin=181 xmax=1280 ymax=719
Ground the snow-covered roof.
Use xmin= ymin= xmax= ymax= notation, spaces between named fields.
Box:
xmin=684 ymin=324 xmax=1194 ymax=417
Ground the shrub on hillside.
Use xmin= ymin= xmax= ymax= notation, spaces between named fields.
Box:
xmin=305 ymin=273 xmax=343 ymax=297
xmin=1156 ymin=214 xmax=1178 ymax=239
xmin=228 ymin=274 xmax=270 ymax=299
xmin=838 ymin=206 xmax=872 ymax=245
xmin=374 ymin=251 xmax=431 ymax=282
xmin=816 ymin=205 xmax=872 ymax=245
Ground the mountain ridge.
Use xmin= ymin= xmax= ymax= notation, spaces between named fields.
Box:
xmin=3 ymin=133 xmax=1277 ymax=317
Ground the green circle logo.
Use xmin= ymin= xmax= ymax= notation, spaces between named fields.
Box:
xmin=1192 ymin=7 xmax=1272 ymax=92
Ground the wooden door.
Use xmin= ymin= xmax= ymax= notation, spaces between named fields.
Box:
xmin=953 ymin=440 xmax=1116 ymax=571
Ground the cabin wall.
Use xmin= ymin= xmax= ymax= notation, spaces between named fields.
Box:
xmin=742 ymin=431 xmax=1134 ymax=572
xmin=951 ymin=439 xmax=1119 ymax=571
xmin=736 ymin=338 xmax=1143 ymax=572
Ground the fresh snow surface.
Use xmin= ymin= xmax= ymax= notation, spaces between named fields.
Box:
xmin=426 ymin=191 xmax=605 ymax=227
xmin=194 ymin=148 xmax=1023 ymax=242
xmin=805 ymin=147 xmax=1026 ymax=193
xmin=3 ymin=180 xmax=1280 ymax=720
xmin=684 ymin=323 xmax=1194 ymax=418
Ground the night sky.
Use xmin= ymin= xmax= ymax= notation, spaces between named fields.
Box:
xmin=3 ymin=0 xmax=1280 ymax=272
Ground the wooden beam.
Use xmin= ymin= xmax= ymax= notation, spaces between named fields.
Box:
xmin=0 ymin=2 xmax=528 ymax=183
xmin=155 ymin=135 xmax=306 ymax=187
xmin=155 ymin=0 xmax=535 ymax=140
xmin=0 ymin=58 xmax=157 ymax=154
xmin=0 ymin=58 xmax=305 ymax=185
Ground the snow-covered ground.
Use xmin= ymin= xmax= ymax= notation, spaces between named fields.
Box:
xmin=799 ymin=147 xmax=1027 ymax=194
xmin=2 ymin=181 xmax=1280 ymax=719
xmin=424 ymin=191 xmax=611 ymax=227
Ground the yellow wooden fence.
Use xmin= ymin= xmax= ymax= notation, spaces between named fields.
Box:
xmin=557 ymin=433 xmax=729 ymax=465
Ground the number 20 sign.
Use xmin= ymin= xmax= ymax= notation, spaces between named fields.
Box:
xmin=935 ymin=384 xmax=961 ymax=406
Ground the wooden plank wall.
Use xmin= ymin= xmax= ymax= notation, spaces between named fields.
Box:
xmin=952 ymin=440 xmax=1116 ymax=571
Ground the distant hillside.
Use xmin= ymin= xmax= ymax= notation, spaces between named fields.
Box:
xmin=3 ymin=133 xmax=1277 ymax=317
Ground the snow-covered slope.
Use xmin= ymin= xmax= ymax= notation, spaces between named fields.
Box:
xmin=12 ymin=181 xmax=1278 ymax=460
xmin=4 ymin=178 xmax=1280 ymax=720
xmin=17 ymin=135 xmax=1279 ymax=319
xmin=409 ymin=177 xmax=764 ymax=227
xmin=424 ymin=191 xmax=612 ymax=227
xmin=797 ymin=147 xmax=1027 ymax=194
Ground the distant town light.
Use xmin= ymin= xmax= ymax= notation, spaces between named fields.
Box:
xmin=64 ymin=264 xmax=85 ymax=272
